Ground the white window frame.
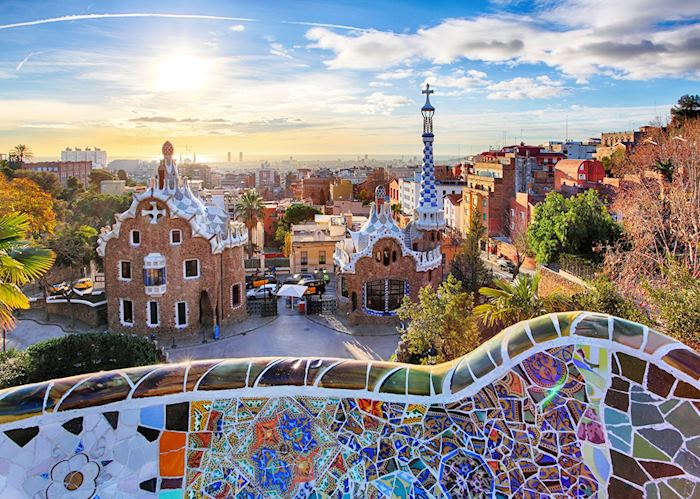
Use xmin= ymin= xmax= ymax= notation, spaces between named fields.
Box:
xmin=175 ymin=301 xmax=188 ymax=328
xmin=231 ymin=283 xmax=242 ymax=309
xmin=146 ymin=301 xmax=160 ymax=327
xmin=170 ymin=229 xmax=182 ymax=246
xmin=120 ymin=298 xmax=134 ymax=327
xmin=130 ymin=229 xmax=141 ymax=247
xmin=183 ymin=259 xmax=200 ymax=280
xmin=118 ymin=260 xmax=132 ymax=281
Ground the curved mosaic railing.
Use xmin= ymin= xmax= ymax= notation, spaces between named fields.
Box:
xmin=0 ymin=312 xmax=698 ymax=497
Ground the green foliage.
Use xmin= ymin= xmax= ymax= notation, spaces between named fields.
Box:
xmin=13 ymin=170 xmax=63 ymax=197
xmin=48 ymin=224 xmax=98 ymax=268
xmin=71 ymin=192 xmax=132 ymax=229
xmin=573 ymin=276 xmax=650 ymax=325
xmin=0 ymin=212 xmax=55 ymax=330
xmin=528 ymin=190 xmax=621 ymax=264
xmin=396 ymin=275 xmax=481 ymax=365
xmin=0 ymin=333 xmax=160 ymax=389
xmin=645 ymin=261 xmax=700 ymax=348
xmin=474 ymin=273 xmax=570 ymax=328
xmin=88 ymin=169 xmax=116 ymax=189
xmin=236 ymin=189 xmax=265 ymax=259
xmin=600 ymin=148 xmax=625 ymax=175
xmin=671 ymin=94 xmax=700 ymax=122
xmin=450 ymin=213 xmax=492 ymax=292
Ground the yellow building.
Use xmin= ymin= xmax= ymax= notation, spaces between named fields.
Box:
xmin=330 ymin=179 xmax=353 ymax=201
xmin=290 ymin=215 xmax=347 ymax=273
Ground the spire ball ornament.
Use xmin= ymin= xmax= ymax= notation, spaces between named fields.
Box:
xmin=162 ymin=141 xmax=174 ymax=158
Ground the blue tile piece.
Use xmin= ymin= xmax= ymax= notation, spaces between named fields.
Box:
xmin=604 ymin=407 xmax=628 ymax=426
xmin=608 ymin=424 xmax=632 ymax=444
xmin=608 ymin=433 xmax=631 ymax=453
xmin=141 ymin=405 xmax=165 ymax=429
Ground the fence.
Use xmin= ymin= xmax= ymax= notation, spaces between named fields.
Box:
xmin=246 ymin=298 xmax=278 ymax=317
xmin=558 ymin=253 xmax=601 ymax=281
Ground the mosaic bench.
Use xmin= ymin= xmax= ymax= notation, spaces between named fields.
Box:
xmin=0 ymin=311 xmax=698 ymax=497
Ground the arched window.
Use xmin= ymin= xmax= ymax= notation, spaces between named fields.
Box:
xmin=383 ymin=249 xmax=390 ymax=266
xmin=392 ymin=250 xmax=397 ymax=262
xmin=364 ymin=279 xmax=407 ymax=314
xmin=375 ymin=251 xmax=381 ymax=262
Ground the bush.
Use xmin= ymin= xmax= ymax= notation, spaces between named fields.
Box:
xmin=0 ymin=333 xmax=160 ymax=389
xmin=573 ymin=276 xmax=650 ymax=326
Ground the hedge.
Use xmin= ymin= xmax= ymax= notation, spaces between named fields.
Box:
xmin=0 ymin=333 xmax=160 ymax=389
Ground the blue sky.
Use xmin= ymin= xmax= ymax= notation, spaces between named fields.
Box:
xmin=0 ymin=0 xmax=698 ymax=160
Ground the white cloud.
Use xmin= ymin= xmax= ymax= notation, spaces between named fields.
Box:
xmin=487 ymin=75 xmax=567 ymax=100
xmin=269 ymin=42 xmax=293 ymax=58
xmin=229 ymin=24 xmax=245 ymax=32
xmin=376 ymin=69 xmax=414 ymax=80
xmin=423 ymin=69 xmax=490 ymax=93
xmin=369 ymin=81 xmax=393 ymax=87
xmin=305 ymin=1 xmax=700 ymax=80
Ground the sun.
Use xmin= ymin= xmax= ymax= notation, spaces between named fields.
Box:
xmin=155 ymin=53 xmax=211 ymax=92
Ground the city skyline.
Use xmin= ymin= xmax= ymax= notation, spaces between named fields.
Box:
xmin=1 ymin=0 xmax=698 ymax=160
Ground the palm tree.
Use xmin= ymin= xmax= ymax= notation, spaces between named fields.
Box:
xmin=235 ymin=189 xmax=264 ymax=259
xmin=10 ymin=144 xmax=33 ymax=164
xmin=0 ymin=213 xmax=55 ymax=350
xmin=474 ymin=273 xmax=569 ymax=328
xmin=391 ymin=203 xmax=402 ymax=221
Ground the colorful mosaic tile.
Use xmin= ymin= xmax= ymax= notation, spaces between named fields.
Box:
xmin=0 ymin=312 xmax=698 ymax=497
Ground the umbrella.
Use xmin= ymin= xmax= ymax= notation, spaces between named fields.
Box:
xmin=276 ymin=284 xmax=308 ymax=298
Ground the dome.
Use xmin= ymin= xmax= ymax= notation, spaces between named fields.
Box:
xmin=162 ymin=141 xmax=174 ymax=157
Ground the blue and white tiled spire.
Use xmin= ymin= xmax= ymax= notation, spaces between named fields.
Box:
xmin=414 ymin=84 xmax=445 ymax=230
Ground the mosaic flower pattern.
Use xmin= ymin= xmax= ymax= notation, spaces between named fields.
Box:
xmin=0 ymin=313 xmax=697 ymax=497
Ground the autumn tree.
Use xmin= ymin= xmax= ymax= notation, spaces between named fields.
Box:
xmin=395 ymin=274 xmax=480 ymax=365
xmin=13 ymin=170 xmax=63 ymax=197
xmin=0 ymin=176 xmax=56 ymax=236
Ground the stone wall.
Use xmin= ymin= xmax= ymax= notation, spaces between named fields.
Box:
xmin=539 ymin=264 xmax=588 ymax=297
xmin=0 ymin=312 xmax=698 ymax=497
xmin=45 ymin=301 xmax=107 ymax=328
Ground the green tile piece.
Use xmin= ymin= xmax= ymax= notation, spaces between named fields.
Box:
xmin=645 ymin=483 xmax=659 ymax=499
xmin=555 ymin=311 xmax=580 ymax=337
xmin=379 ymin=368 xmax=407 ymax=395
xmin=612 ymin=317 xmax=644 ymax=349
xmin=185 ymin=360 xmax=220 ymax=391
xmin=317 ymin=361 xmax=369 ymax=390
xmin=132 ymin=365 xmax=185 ymax=399
xmin=366 ymin=362 xmax=398 ymax=392
xmin=666 ymin=402 xmax=700 ymax=439
xmin=486 ymin=338 xmax=503 ymax=366
xmin=633 ymin=433 xmax=670 ymax=461
xmin=574 ymin=313 xmax=609 ymax=339
xmin=0 ymin=383 xmax=48 ymax=424
xmin=506 ymin=328 xmax=535 ymax=359
xmin=406 ymin=368 xmax=431 ymax=396
xmin=59 ymin=372 xmax=131 ymax=410
xmin=467 ymin=346 xmax=496 ymax=379
xmin=528 ymin=314 xmax=559 ymax=343
xmin=450 ymin=359 xmax=474 ymax=394
xmin=124 ymin=365 xmax=159 ymax=385
xmin=197 ymin=360 xmax=249 ymax=390
xmin=45 ymin=378 xmax=82 ymax=413
xmin=660 ymin=399 xmax=680 ymax=414
xmin=307 ymin=359 xmax=345 ymax=387
xmin=247 ymin=358 xmax=282 ymax=387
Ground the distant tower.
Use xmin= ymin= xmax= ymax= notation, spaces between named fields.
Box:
xmin=239 ymin=152 xmax=243 ymax=162
xmin=413 ymin=84 xmax=445 ymax=231
xmin=227 ymin=152 xmax=231 ymax=162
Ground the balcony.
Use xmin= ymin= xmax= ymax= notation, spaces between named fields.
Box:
xmin=143 ymin=253 xmax=166 ymax=296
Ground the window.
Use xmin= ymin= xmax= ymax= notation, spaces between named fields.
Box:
xmin=184 ymin=259 xmax=200 ymax=279
xmin=144 ymin=267 xmax=166 ymax=286
xmin=319 ymin=250 xmax=326 ymax=265
xmin=120 ymin=299 xmax=134 ymax=326
xmin=147 ymin=301 xmax=159 ymax=327
xmin=300 ymin=251 xmax=308 ymax=265
xmin=170 ymin=230 xmax=182 ymax=245
xmin=341 ymin=277 xmax=348 ymax=298
xmin=130 ymin=230 xmax=141 ymax=246
xmin=483 ymin=213 xmax=487 ymax=221
xmin=365 ymin=279 xmax=406 ymax=314
xmin=383 ymin=250 xmax=390 ymax=266
xmin=578 ymin=173 xmax=586 ymax=180
xmin=392 ymin=250 xmax=397 ymax=263
xmin=176 ymin=302 xmax=188 ymax=327
xmin=232 ymin=284 xmax=241 ymax=307
xmin=119 ymin=261 xmax=132 ymax=280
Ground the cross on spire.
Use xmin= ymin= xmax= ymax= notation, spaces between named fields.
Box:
xmin=422 ymin=84 xmax=434 ymax=96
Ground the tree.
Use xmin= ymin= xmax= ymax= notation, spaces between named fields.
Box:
xmin=670 ymin=94 xmax=700 ymax=123
xmin=13 ymin=170 xmax=63 ymax=197
xmin=572 ymin=276 xmax=649 ymax=325
xmin=0 ymin=176 xmax=57 ymax=235
xmin=283 ymin=232 xmax=292 ymax=258
xmin=510 ymin=222 xmax=530 ymax=280
xmin=274 ymin=204 xmax=320 ymax=246
xmin=396 ymin=274 xmax=480 ymax=365
xmin=450 ymin=213 xmax=491 ymax=292
xmin=474 ymin=273 xmax=569 ymax=328
xmin=10 ymin=144 xmax=33 ymax=164
xmin=528 ymin=190 xmax=621 ymax=264
xmin=116 ymin=169 xmax=128 ymax=181
xmin=61 ymin=176 xmax=85 ymax=202
xmin=71 ymin=192 xmax=132 ymax=229
xmin=0 ymin=213 xmax=55 ymax=347
xmin=600 ymin=148 xmax=626 ymax=176
xmin=88 ymin=169 xmax=115 ymax=190
xmin=391 ymin=203 xmax=402 ymax=220
xmin=235 ymin=189 xmax=264 ymax=259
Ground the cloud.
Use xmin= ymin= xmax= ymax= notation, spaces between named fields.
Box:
xmin=0 ymin=13 xmax=256 ymax=30
xmin=269 ymin=42 xmax=293 ymax=58
xmin=128 ymin=116 xmax=178 ymax=123
xmin=376 ymin=69 xmax=415 ymax=80
xmin=305 ymin=1 xmax=700 ymax=80
xmin=16 ymin=52 xmax=37 ymax=71
xmin=423 ymin=69 xmax=490 ymax=92
xmin=487 ymin=76 xmax=567 ymax=100
xmin=369 ymin=81 xmax=393 ymax=87
xmin=229 ymin=24 xmax=245 ymax=32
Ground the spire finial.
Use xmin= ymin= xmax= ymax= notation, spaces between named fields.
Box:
xmin=421 ymin=84 xmax=435 ymax=134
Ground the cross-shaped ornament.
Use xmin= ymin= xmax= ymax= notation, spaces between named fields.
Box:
xmin=422 ymin=83 xmax=434 ymax=96
xmin=142 ymin=201 xmax=166 ymax=224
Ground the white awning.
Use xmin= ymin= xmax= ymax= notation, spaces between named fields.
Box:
xmin=276 ymin=284 xmax=308 ymax=298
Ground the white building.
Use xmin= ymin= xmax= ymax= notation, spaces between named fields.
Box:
xmin=443 ymin=194 xmax=462 ymax=232
xmin=62 ymin=147 xmax=108 ymax=168
xmin=399 ymin=174 xmax=465 ymax=215
xmin=100 ymin=180 xmax=126 ymax=195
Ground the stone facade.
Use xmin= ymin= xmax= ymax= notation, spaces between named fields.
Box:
xmin=99 ymin=142 xmax=248 ymax=340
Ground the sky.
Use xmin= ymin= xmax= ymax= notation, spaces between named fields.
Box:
xmin=0 ymin=0 xmax=698 ymax=161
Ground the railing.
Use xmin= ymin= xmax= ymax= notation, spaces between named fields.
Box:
xmin=0 ymin=312 xmax=697 ymax=498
